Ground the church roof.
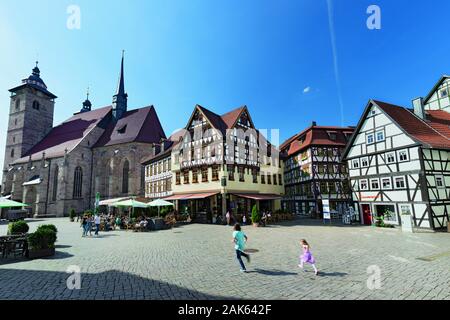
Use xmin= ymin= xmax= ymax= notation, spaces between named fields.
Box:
xmin=94 ymin=105 xmax=166 ymax=147
xmin=14 ymin=106 xmax=112 ymax=164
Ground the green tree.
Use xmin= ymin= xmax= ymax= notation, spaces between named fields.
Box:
xmin=251 ymin=205 xmax=260 ymax=224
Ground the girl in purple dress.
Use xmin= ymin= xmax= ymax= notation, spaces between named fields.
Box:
xmin=299 ymin=239 xmax=319 ymax=275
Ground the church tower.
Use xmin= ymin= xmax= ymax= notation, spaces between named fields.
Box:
xmin=112 ymin=51 xmax=128 ymax=120
xmin=3 ymin=62 xmax=57 ymax=172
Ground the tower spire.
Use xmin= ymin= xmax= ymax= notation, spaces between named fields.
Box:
xmin=81 ymin=86 xmax=92 ymax=113
xmin=112 ymin=50 xmax=128 ymax=120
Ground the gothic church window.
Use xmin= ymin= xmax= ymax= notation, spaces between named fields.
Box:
xmin=15 ymin=99 xmax=20 ymax=110
xmin=10 ymin=149 xmax=14 ymax=158
xmin=122 ymin=160 xmax=129 ymax=194
xmin=52 ymin=166 xmax=59 ymax=201
xmin=73 ymin=167 xmax=83 ymax=198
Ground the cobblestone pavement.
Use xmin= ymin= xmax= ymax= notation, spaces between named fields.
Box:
xmin=0 ymin=218 xmax=449 ymax=300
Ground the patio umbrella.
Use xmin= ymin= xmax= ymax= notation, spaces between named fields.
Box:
xmin=0 ymin=197 xmax=29 ymax=208
xmin=147 ymin=199 xmax=174 ymax=217
xmin=111 ymin=199 xmax=149 ymax=219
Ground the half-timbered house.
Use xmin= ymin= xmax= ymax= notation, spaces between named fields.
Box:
xmin=280 ymin=123 xmax=354 ymax=218
xmin=165 ymin=105 xmax=284 ymax=222
xmin=343 ymin=93 xmax=450 ymax=230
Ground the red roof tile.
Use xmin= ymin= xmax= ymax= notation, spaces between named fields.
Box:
xmin=281 ymin=126 xmax=354 ymax=156
xmin=374 ymin=100 xmax=450 ymax=149
xmin=221 ymin=106 xmax=246 ymax=129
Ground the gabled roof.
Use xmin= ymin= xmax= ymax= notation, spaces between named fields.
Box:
xmin=221 ymin=106 xmax=250 ymax=129
xmin=423 ymin=75 xmax=450 ymax=104
xmin=187 ymin=105 xmax=253 ymax=135
xmin=280 ymin=125 xmax=354 ymax=157
xmin=342 ymin=100 xmax=450 ymax=159
xmin=374 ymin=100 xmax=450 ymax=149
xmin=14 ymin=106 xmax=112 ymax=164
xmin=94 ymin=106 xmax=166 ymax=147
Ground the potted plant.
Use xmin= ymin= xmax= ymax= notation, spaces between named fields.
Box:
xmin=251 ymin=205 xmax=260 ymax=227
xmin=7 ymin=220 xmax=29 ymax=235
xmin=26 ymin=224 xmax=58 ymax=259
xmin=69 ymin=208 xmax=76 ymax=222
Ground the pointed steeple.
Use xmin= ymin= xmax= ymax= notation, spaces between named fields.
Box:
xmin=112 ymin=50 xmax=128 ymax=120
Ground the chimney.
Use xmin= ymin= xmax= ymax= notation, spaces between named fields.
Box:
xmin=160 ymin=139 xmax=166 ymax=153
xmin=412 ymin=97 xmax=425 ymax=120
xmin=311 ymin=121 xmax=317 ymax=127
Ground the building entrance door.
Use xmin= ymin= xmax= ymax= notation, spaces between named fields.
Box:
xmin=361 ymin=204 xmax=372 ymax=225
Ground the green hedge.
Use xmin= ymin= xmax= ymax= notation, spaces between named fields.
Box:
xmin=7 ymin=220 xmax=29 ymax=235
xmin=27 ymin=224 xmax=58 ymax=250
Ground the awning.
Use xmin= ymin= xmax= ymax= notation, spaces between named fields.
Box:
xmin=232 ymin=193 xmax=282 ymax=200
xmin=164 ymin=192 xmax=219 ymax=201
xmin=23 ymin=177 xmax=42 ymax=186
xmin=99 ymin=197 xmax=130 ymax=206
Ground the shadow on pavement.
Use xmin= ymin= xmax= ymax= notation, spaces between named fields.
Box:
xmin=249 ymin=268 xmax=298 ymax=276
xmin=0 ymin=268 xmax=235 ymax=300
xmin=316 ymin=271 xmax=348 ymax=277
xmin=0 ymin=250 xmax=74 ymax=265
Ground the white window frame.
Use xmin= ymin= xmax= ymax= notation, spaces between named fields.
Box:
xmin=398 ymin=150 xmax=409 ymax=162
xmin=400 ymin=204 xmax=412 ymax=216
xmin=436 ymin=176 xmax=445 ymax=189
xmin=370 ymin=178 xmax=380 ymax=190
xmin=361 ymin=157 xmax=369 ymax=168
xmin=367 ymin=134 xmax=374 ymax=145
xmin=395 ymin=177 xmax=406 ymax=189
xmin=352 ymin=159 xmax=360 ymax=169
xmin=381 ymin=177 xmax=391 ymax=190
xmin=376 ymin=130 xmax=385 ymax=142
xmin=386 ymin=152 xmax=396 ymax=164
xmin=360 ymin=179 xmax=369 ymax=191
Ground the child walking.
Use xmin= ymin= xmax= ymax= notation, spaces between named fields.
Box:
xmin=232 ymin=223 xmax=251 ymax=272
xmin=298 ymin=239 xmax=319 ymax=275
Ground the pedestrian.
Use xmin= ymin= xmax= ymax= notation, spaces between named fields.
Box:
xmin=232 ymin=223 xmax=250 ymax=273
xmin=94 ymin=212 xmax=101 ymax=236
xmin=86 ymin=215 xmax=93 ymax=237
xmin=226 ymin=210 xmax=231 ymax=226
xmin=298 ymin=239 xmax=319 ymax=276
xmin=242 ymin=214 xmax=247 ymax=226
xmin=81 ymin=215 xmax=88 ymax=237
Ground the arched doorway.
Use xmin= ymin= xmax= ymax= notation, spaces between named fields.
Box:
xmin=24 ymin=186 xmax=37 ymax=216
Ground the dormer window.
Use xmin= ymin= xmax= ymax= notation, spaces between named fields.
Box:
xmin=327 ymin=131 xmax=337 ymax=141
xmin=118 ymin=124 xmax=127 ymax=134
xmin=343 ymin=132 xmax=352 ymax=141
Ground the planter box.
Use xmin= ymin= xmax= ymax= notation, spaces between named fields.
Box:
xmin=26 ymin=248 xmax=55 ymax=259
xmin=252 ymin=223 xmax=260 ymax=227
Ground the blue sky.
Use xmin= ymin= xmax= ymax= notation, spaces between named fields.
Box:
xmin=1 ymin=0 xmax=450 ymax=174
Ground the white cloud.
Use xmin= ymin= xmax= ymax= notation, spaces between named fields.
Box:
xmin=303 ymin=86 xmax=311 ymax=94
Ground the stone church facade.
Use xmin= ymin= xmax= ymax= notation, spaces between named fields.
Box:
xmin=1 ymin=56 xmax=166 ymax=217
